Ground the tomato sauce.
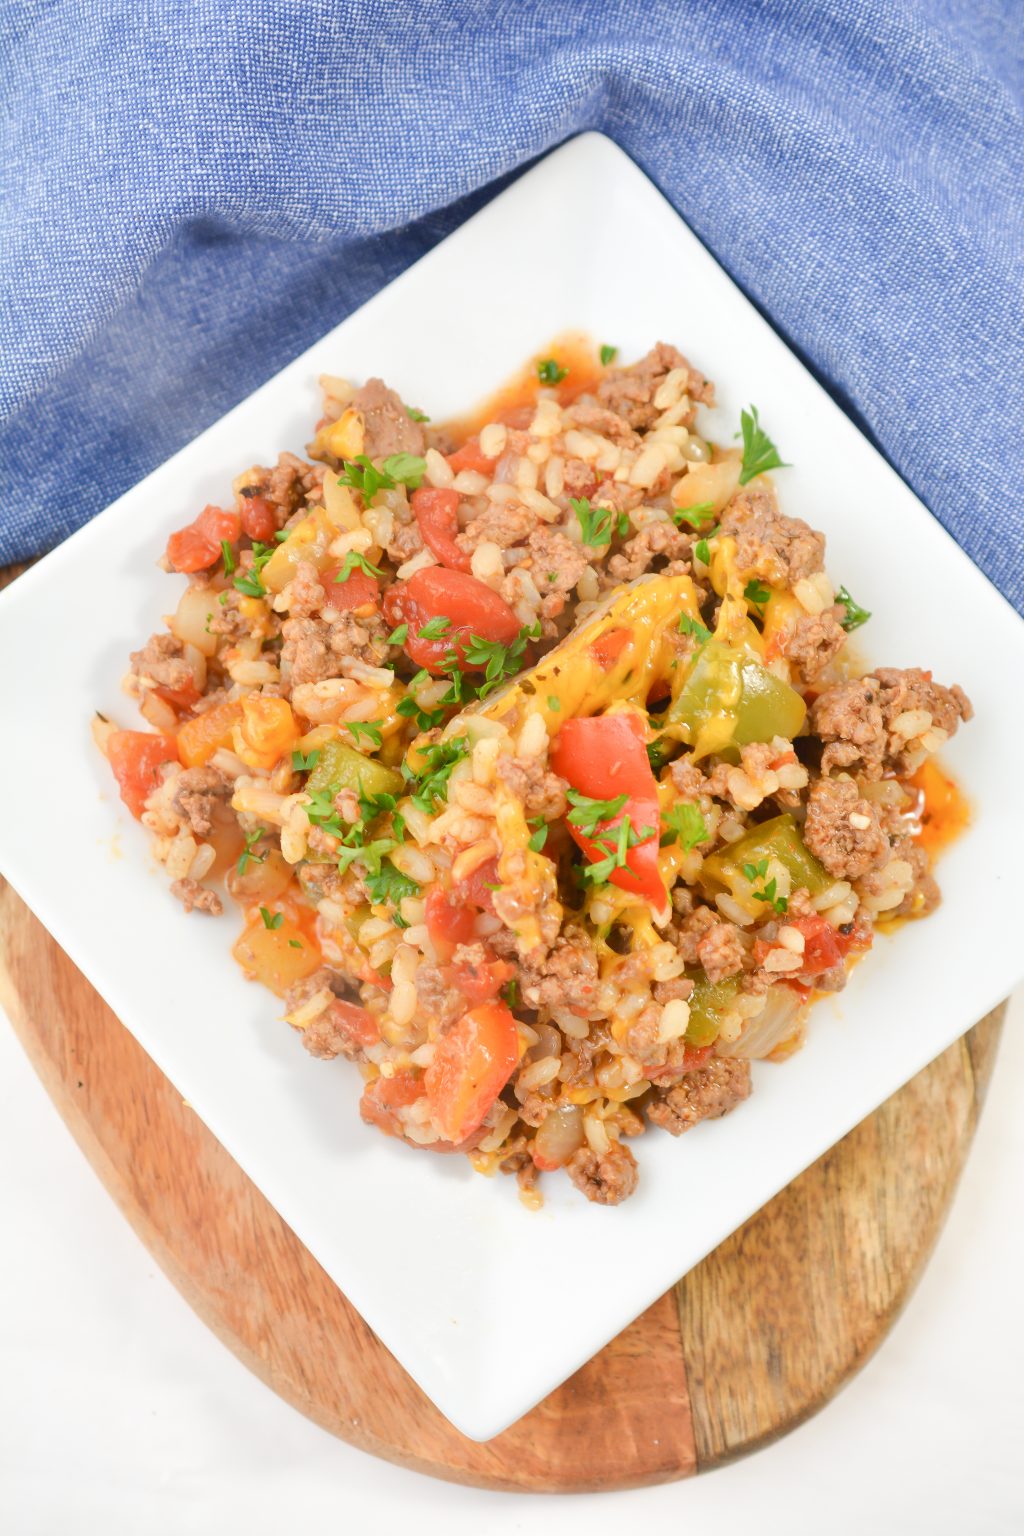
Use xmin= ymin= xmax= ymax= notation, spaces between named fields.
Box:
xmin=442 ymin=332 xmax=605 ymax=445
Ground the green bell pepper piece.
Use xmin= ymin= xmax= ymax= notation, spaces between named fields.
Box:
xmin=307 ymin=738 xmax=404 ymax=802
xmin=703 ymin=812 xmax=831 ymax=900
xmin=686 ymin=973 xmax=741 ymax=1047
xmin=667 ymin=640 xmax=806 ymax=759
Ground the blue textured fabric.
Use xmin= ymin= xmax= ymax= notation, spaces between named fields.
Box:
xmin=2 ymin=0 xmax=1022 ymax=610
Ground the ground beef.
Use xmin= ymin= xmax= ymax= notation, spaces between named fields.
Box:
xmin=280 ymin=611 xmax=389 ymax=687
xmin=206 ymin=588 xmax=254 ymax=639
xmin=350 ymin=378 xmax=426 ymax=460
xmin=810 ymin=677 xmax=887 ymax=777
xmin=171 ymin=765 xmax=231 ymax=838
xmin=414 ymin=964 xmax=465 ymax=1028
xmin=593 ymin=479 xmax=646 ymax=514
xmin=720 ymin=486 xmax=825 ymax=587
xmin=287 ymin=561 xmax=328 ymax=618
xmin=669 ymin=755 xmax=710 ymax=800
xmin=696 ymin=921 xmax=747 ymax=984
xmin=607 ymin=520 xmax=692 ymax=583
xmin=566 ymin=1140 xmax=639 ymax=1205
xmin=129 ymin=633 xmax=194 ymax=692
xmin=597 ymin=342 xmax=714 ymax=430
xmin=170 ymin=877 xmax=223 ymax=915
xmin=459 ymin=499 xmax=538 ymax=552
xmin=495 ymin=755 xmax=568 ymax=820
xmin=386 ymin=517 xmax=425 ymax=564
xmin=238 ymin=453 xmax=324 ymax=525
xmin=803 ymin=777 xmax=890 ymax=880
xmin=811 ymin=669 xmax=972 ymax=778
xmin=517 ymin=924 xmax=600 ymax=1013
xmin=646 ymin=1057 xmax=752 ymax=1136
xmin=564 ymin=402 xmax=641 ymax=445
xmin=675 ymin=903 xmax=720 ymax=964
xmin=779 ymin=609 xmax=846 ymax=681
xmin=526 ymin=527 xmax=590 ymax=594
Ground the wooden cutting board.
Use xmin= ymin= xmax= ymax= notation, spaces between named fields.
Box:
xmin=0 ymin=564 xmax=1003 ymax=1491
xmin=0 ymin=880 xmax=1002 ymax=1491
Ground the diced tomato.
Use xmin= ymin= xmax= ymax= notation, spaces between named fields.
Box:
xmin=443 ymin=954 xmax=515 ymax=1005
xmin=784 ymin=915 xmax=842 ymax=977
xmin=411 ymin=486 xmax=471 ymax=572
xmin=239 ymin=494 xmax=277 ymax=542
xmin=550 ymin=710 xmax=666 ymax=909
xmin=177 ymin=698 xmax=244 ymax=768
xmin=107 ymin=730 xmax=179 ymax=819
xmin=589 ymin=627 xmax=633 ymax=670
xmin=647 ymin=1042 xmax=714 ymax=1084
xmin=360 ymin=1071 xmax=425 ymax=1137
xmin=382 ymin=567 xmax=522 ymax=674
xmin=324 ymin=998 xmax=380 ymax=1050
xmin=425 ymin=884 xmax=477 ymax=963
xmin=446 ymin=438 xmax=498 ymax=476
xmin=154 ymin=677 xmax=202 ymax=713
xmin=457 ymin=856 xmax=499 ymax=914
xmin=320 ymin=563 xmax=380 ymax=612
xmin=165 ymin=506 xmax=241 ymax=574
xmin=424 ymin=1002 xmax=519 ymax=1143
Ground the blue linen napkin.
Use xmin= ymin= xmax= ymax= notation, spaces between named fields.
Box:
xmin=1 ymin=0 xmax=1021 ymax=611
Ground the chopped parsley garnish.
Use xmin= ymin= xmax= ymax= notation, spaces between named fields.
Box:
xmin=237 ymin=827 xmax=267 ymax=875
xmin=528 ymin=821 xmax=549 ymax=853
xmin=744 ymin=578 xmax=772 ymax=610
xmin=743 ymin=858 xmax=788 ymax=914
xmin=646 ymin=738 xmax=672 ymax=773
xmin=738 ymin=405 xmax=788 ymax=486
xmin=364 ymin=859 xmax=420 ymax=909
xmin=678 ymin=612 xmax=712 ymax=643
xmin=579 ymin=814 xmax=655 ymax=887
xmin=404 ymin=736 xmax=471 ymax=815
xmin=288 ymin=939 xmax=303 ymax=948
xmin=381 ymin=452 xmax=427 ymax=488
xmin=345 ymin=719 xmax=383 ymax=749
xmin=396 ymin=694 xmax=446 ymax=732
xmin=570 ymin=497 xmax=616 ymax=548
xmin=672 ymin=501 xmax=716 ymax=528
xmin=220 ymin=540 xmax=236 ymax=573
xmin=694 ymin=531 xmax=717 ymax=566
xmin=461 ymin=623 xmax=539 ymax=699
xmin=616 ymin=511 xmax=630 ymax=538
xmin=406 ymin=406 xmax=430 ymax=423
xmin=305 ymin=782 xmax=347 ymax=841
xmin=274 ymin=529 xmax=290 ymax=542
xmin=600 ymin=344 xmax=618 ymax=366
xmin=387 ymin=622 xmax=409 ymax=645
xmin=338 ymin=452 xmax=424 ymax=502
xmin=417 ymin=616 xmax=451 ymax=640
xmin=335 ymin=549 xmax=385 ymax=582
xmin=291 ymin=748 xmax=321 ymax=772
xmin=232 ymin=541 xmax=275 ymax=598
xmin=661 ymin=802 xmax=708 ymax=851
xmin=547 ymin=695 xmax=560 ymax=712
xmin=500 ymin=977 xmax=520 ymax=1008
xmin=537 ymin=358 xmax=568 ymax=385
xmin=836 ymin=585 xmax=871 ymax=632
xmin=259 ymin=907 xmax=283 ymax=930
xmin=567 ymin=789 xmax=628 ymax=837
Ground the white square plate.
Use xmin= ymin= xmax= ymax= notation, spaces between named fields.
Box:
xmin=1 ymin=133 xmax=1022 ymax=1442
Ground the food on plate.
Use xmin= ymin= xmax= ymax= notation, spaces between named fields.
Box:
xmin=95 ymin=340 xmax=972 ymax=1206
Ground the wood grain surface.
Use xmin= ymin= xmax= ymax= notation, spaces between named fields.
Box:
xmin=0 ymin=557 xmax=1003 ymax=1490
xmin=0 ymin=878 xmax=1002 ymax=1491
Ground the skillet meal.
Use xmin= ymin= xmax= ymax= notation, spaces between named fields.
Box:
xmin=96 ymin=341 xmax=972 ymax=1206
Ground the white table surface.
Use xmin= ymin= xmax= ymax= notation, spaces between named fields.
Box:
xmin=1 ymin=989 xmax=1021 ymax=1535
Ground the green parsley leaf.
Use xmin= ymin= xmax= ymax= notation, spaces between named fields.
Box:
xmin=547 ymin=695 xmax=561 ymax=712
xmin=345 ymin=720 xmax=383 ymax=749
xmin=537 ymin=358 xmax=568 ymax=385
xmin=836 ymin=585 xmax=871 ymax=632
xmin=738 ymin=405 xmax=788 ymax=486
xmin=693 ymin=532 xmax=717 ymax=566
xmin=660 ymin=802 xmax=708 ymax=851
xmin=672 ymin=501 xmax=716 ymax=529
xmin=500 ymin=978 xmax=520 ymax=1008
xmin=259 ymin=907 xmax=283 ymax=930
xmin=387 ymin=622 xmax=408 ymax=645
xmin=567 ymin=788 xmax=628 ymax=837
xmin=274 ymin=529 xmax=290 ymax=542
xmin=743 ymin=859 xmax=770 ymax=883
xmin=291 ymin=748 xmax=321 ymax=772
xmin=528 ymin=823 xmax=549 ymax=853
xmin=417 ymin=616 xmax=451 ymax=640
xmin=232 ymin=541 xmax=275 ymax=598
xmin=599 ymin=344 xmax=618 ymax=366
xmin=678 ymin=612 xmax=712 ymax=643
xmin=335 ymin=549 xmax=385 ymax=582
xmin=364 ymin=859 xmax=420 ymax=909
xmin=646 ymin=738 xmax=672 ymax=773
xmin=381 ymin=452 xmax=427 ymax=488
xmin=220 ymin=540 xmax=236 ymax=573
xmin=744 ymin=578 xmax=772 ymax=609
xmin=338 ymin=455 xmax=393 ymax=504
xmin=288 ymin=939 xmax=303 ymax=948
xmin=405 ymin=737 xmax=471 ymax=815
xmin=237 ymin=827 xmax=266 ymax=875
xmin=571 ymin=497 xmax=615 ymax=548
xmin=461 ymin=623 xmax=539 ymax=699
xmin=406 ymin=406 xmax=430 ymax=423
